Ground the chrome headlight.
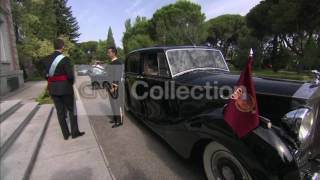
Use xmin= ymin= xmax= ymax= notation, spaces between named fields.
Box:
xmin=282 ymin=108 xmax=314 ymax=143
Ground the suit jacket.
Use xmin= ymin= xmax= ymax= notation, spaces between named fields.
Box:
xmin=106 ymin=58 xmax=124 ymax=99
xmin=41 ymin=51 xmax=75 ymax=96
xmin=107 ymin=58 xmax=123 ymax=85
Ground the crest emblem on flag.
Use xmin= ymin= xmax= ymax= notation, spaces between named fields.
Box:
xmin=231 ymin=85 xmax=257 ymax=113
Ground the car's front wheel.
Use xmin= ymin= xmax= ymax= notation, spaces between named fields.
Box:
xmin=203 ymin=142 xmax=252 ymax=180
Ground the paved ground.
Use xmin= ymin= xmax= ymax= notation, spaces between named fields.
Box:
xmin=0 ymin=81 xmax=46 ymax=102
xmin=1 ymin=79 xmax=113 ymax=180
xmin=30 ymin=82 xmax=113 ymax=180
xmin=75 ymin=75 xmax=206 ymax=180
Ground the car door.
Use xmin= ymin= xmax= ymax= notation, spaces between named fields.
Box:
xmin=125 ymin=52 xmax=145 ymax=119
xmin=141 ymin=50 xmax=177 ymax=135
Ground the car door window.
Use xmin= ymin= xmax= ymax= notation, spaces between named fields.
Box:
xmin=157 ymin=52 xmax=170 ymax=77
xmin=143 ymin=52 xmax=171 ymax=77
xmin=126 ymin=53 xmax=140 ymax=74
xmin=143 ymin=53 xmax=158 ymax=76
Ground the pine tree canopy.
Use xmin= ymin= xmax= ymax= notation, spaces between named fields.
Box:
xmin=106 ymin=26 xmax=116 ymax=48
xmin=54 ymin=0 xmax=80 ymax=42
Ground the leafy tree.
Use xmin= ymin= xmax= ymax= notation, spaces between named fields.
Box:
xmin=12 ymin=0 xmax=80 ymax=78
xmin=77 ymin=41 xmax=98 ymax=62
xmin=12 ymin=0 xmax=57 ymax=60
xmin=124 ymin=19 xmax=131 ymax=31
xmin=247 ymin=0 xmax=320 ymax=71
xmin=122 ymin=16 xmax=155 ymax=54
xmin=123 ymin=1 xmax=206 ymax=53
xmin=246 ymin=0 xmax=273 ymax=39
xmin=117 ymin=47 xmax=125 ymax=60
xmin=79 ymin=41 xmax=98 ymax=54
xmin=106 ymin=26 xmax=116 ymax=48
xmin=151 ymin=0 xmax=206 ymax=45
xmin=54 ymin=0 xmax=80 ymax=42
xmin=126 ymin=34 xmax=154 ymax=53
xmin=96 ymin=40 xmax=107 ymax=61
xmin=246 ymin=0 xmax=281 ymax=71
xmin=12 ymin=0 xmax=57 ymax=41
xmin=70 ymin=47 xmax=88 ymax=64
xmin=234 ymin=36 xmax=263 ymax=69
xmin=301 ymin=39 xmax=320 ymax=70
xmin=17 ymin=37 xmax=53 ymax=61
xmin=206 ymin=14 xmax=248 ymax=59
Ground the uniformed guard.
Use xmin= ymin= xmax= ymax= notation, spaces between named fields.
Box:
xmin=41 ymin=39 xmax=85 ymax=140
xmin=106 ymin=47 xmax=124 ymax=128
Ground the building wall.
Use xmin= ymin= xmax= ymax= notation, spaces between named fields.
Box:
xmin=0 ymin=0 xmax=24 ymax=96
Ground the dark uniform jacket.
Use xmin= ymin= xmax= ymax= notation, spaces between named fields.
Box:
xmin=108 ymin=58 xmax=123 ymax=85
xmin=41 ymin=51 xmax=75 ymax=96
xmin=107 ymin=58 xmax=124 ymax=99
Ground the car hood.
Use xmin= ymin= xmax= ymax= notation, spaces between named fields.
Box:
xmin=174 ymin=70 xmax=307 ymax=99
xmin=174 ymin=70 xmax=320 ymax=123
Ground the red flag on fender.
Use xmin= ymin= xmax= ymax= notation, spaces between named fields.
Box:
xmin=224 ymin=49 xmax=259 ymax=138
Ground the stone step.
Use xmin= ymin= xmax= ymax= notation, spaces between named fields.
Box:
xmin=0 ymin=100 xmax=22 ymax=123
xmin=0 ymin=104 xmax=53 ymax=180
xmin=0 ymin=102 xmax=39 ymax=156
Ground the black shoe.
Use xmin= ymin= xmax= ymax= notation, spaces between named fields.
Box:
xmin=112 ymin=124 xmax=120 ymax=128
xmin=64 ymin=135 xmax=70 ymax=140
xmin=72 ymin=132 xmax=85 ymax=139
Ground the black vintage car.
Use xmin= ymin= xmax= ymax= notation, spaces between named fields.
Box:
xmin=123 ymin=46 xmax=320 ymax=180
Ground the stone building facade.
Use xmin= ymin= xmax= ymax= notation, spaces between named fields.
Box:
xmin=0 ymin=0 xmax=23 ymax=96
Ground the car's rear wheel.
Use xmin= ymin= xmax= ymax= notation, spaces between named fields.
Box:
xmin=203 ymin=142 xmax=252 ymax=180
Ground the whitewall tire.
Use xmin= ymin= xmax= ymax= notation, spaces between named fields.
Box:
xmin=203 ymin=142 xmax=252 ymax=180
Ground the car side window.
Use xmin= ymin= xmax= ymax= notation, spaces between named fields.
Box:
xmin=157 ymin=52 xmax=170 ymax=77
xmin=126 ymin=53 xmax=140 ymax=74
xmin=143 ymin=53 xmax=158 ymax=76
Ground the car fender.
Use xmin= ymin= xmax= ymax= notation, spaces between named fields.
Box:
xmin=185 ymin=108 xmax=299 ymax=179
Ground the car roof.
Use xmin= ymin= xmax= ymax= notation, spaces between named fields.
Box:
xmin=128 ymin=46 xmax=219 ymax=55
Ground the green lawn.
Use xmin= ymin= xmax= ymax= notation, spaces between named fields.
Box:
xmin=36 ymin=88 xmax=53 ymax=104
xmin=231 ymin=69 xmax=312 ymax=81
xmin=254 ymin=70 xmax=312 ymax=81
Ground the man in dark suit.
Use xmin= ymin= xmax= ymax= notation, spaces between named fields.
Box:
xmin=41 ymin=39 xmax=85 ymax=140
xmin=106 ymin=47 xmax=124 ymax=128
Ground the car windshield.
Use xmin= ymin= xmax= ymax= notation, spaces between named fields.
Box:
xmin=166 ymin=49 xmax=229 ymax=76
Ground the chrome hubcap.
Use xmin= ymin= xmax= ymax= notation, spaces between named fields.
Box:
xmin=211 ymin=151 xmax=249 ymax=180
xmin=221 ymin=166 xmax=235 ymax=180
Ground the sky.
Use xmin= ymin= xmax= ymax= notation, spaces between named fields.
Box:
xmin=68 ymin=0 xmax=262 ymax=47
